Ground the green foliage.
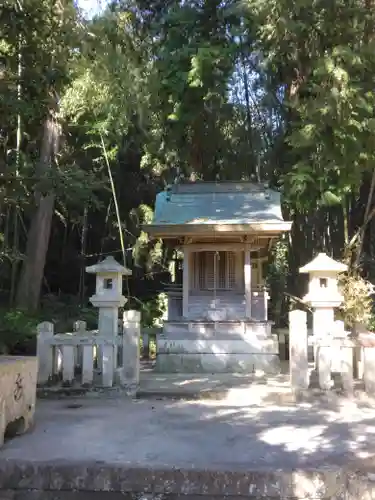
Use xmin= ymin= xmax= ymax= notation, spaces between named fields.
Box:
xmin=246 ymin=0 xmax=375 ymax=212
xmin=266 ymin=238 xmax=289 ymax=326
xmin=0 ymin=309 xmax=38 ymax=354
xmin=339 ymin=272 xmax=374 ymax=329
xmin=40 ymin=295 xmax=98 ymax=332
xmin=0 ymin=300 xmax=99 ymax=354
xmin=149 ymin=0 xmax=240 ymax=177
xmin=140 ymin=292 xmax=167 ymax=327
xmin=130 ymin=205 xmax=164 ymax=271
xmin=61 ymin=6 xmax=152 ymax=143
xmin=2 ymin=0 xmax=375 ymax=334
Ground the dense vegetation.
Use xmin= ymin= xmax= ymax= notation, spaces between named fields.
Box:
xmin=1 ymin=0 xmax=375 ymax=351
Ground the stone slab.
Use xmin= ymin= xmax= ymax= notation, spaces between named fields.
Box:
xmin=155 ymin=352 xmax=280 ymax=374
xmin=2 ymin=396 xmax=375 ymax=469
xmin=2 ymin=395 xmax=375 ymax=498
xmin=1 ymin=460 xmax=375 ymax=499
xmin=36 ymin=369 xmax=294 ymax=403
xmin=138 ymin=369 xmax=293 ymax=401
xmin=0 ymin=356 xmax=37 ymax=446
xmin=157 ymin=322 xmax=277 ymax=374
xmin=158 ymin=338 xmax=278 ymax=355
xmin=0 ymin=460 xmax=351 ymax=498
xmin=162 ymin=321 xmax=272 ymax=339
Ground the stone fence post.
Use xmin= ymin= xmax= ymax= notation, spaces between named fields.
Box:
xmin=0 ymin=396 xmax=5 ymax=447
xmin=356 ymin=333 xmax=375 ymax=395
xmin=317 ymin=338 xmax=333 ymax=390
xmin=364 ymin=347 xmax=375 ymax=395
xmin=142 ymin=330 xmax=150 ymax=359
xmin=37 ymin=322 xmax=54 ymax=384
xmin=340 ymin=339 xmax=354 ymax=394
xmin=73 ymin=320 xmax=87 ymax=369
xmin=289 ymin=310 xmax=309 ymax=391
xmin=121 ymin=310 xmax=141 ymax=395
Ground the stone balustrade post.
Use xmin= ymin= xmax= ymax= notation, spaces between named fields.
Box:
xmin=62 ymin=345 xmax=75 ymax=385
xmin=0 ymin=396 xmax=5 ymax=447
xmin=121 ymin=310 xmax=141 ymax=395
xmin=364 ymin=346 xmax=375 ymax=395
xmin=101 ymin=342 xmax=115 ymax=388
xmin=81 ymin=343 xmax=94 ymax=386
xmin=340 ymin=340 xmax=354 ymax=394
xmin=73 ymin=320 xmax=87 ymax=370
xmin=317 ymin=338 xmax=333 ymax=390
xmin=289 ymin=310 xmax=309 ymax=391
xmin=37 ymin=322 xmax=54 ymax=384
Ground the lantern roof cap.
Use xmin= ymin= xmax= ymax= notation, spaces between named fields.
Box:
xmin=299 ymin=252 xmax=347 ymax=274
xmin=86 ymin=256 xmax=132 ymax=275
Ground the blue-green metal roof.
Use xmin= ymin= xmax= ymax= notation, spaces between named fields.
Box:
xmin=151 ymin=182 xmax=286 ymax=226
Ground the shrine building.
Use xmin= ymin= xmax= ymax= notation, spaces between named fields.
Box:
xmin=144 ymin=181 xmax=292 ymax=373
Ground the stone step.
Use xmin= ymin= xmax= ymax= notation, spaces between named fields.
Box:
xmin=0 ymin=461 xmax=369 ymax=499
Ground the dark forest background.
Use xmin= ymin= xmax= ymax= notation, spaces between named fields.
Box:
xmin=1 ymin=0 xmax=375 ymax=352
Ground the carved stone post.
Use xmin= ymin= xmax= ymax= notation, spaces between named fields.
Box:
xmin=364 ymin=347 xmax=375 ymax=395
xmin=289 ymin=310 xmax=309 ymax=391
xmin=36 ymin=321 xmax=54 ymax=384
xmin=340 ymin=339 xmax=354 ymax=394
xmin=121 ymin=310 xmax=141 ymax=395
xmin=317 ymin=339 xmax=333 ymax=390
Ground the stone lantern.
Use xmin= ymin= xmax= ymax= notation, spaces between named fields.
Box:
xmin=86 ymin=256 xmax=132 ymax=337
xmin=299 ymin=252 xmax=347 ymax=338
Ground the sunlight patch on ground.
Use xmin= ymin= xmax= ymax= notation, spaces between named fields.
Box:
xmin=259 ymin=425 xmax=329 ymax=453
xmin=178 ymin=378 xmax=210 ymax=386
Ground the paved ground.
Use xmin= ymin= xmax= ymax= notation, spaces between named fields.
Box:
xmin=2 ymin=391 xmax=375 ymax=470
xmin=138 ymin=368 xmax=293 ymax=400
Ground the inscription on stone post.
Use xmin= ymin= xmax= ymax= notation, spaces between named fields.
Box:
xmin=13 ymin=373 xmax=24 ymax=402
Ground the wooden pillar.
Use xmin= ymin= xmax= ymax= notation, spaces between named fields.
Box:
xmin=244 ymin=243 xmax=251 ymax=319
xmin=183 ymin=245 xmax=190 ymax=318
xmin=235 ymin=250 xmax=242 ymax=291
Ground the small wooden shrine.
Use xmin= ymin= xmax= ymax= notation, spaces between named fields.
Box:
xmin=145 ymin=181 xmax=292 ymax=373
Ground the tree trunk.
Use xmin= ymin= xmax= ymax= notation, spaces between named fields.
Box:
xmin=16 ymin=112 xmax=59 ymax=311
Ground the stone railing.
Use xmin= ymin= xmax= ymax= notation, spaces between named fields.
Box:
xmin=289 ymin=310 xmax=375 ymax=395
xmin=0 ymin=356 xmax=37 ymax=447
xmin=118 ymin=321 xmax=161 ymax=360
xmin=37 ymin=311 xmax=140 ymax=391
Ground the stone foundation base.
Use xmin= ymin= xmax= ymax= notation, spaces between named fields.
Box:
xmin=155 ymin=321 xmax=280 ymax=374
xmin=0 ymin=460 xmax=371 ymax=499
xmin=155 ymin=352 xmax=280 ymax=374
